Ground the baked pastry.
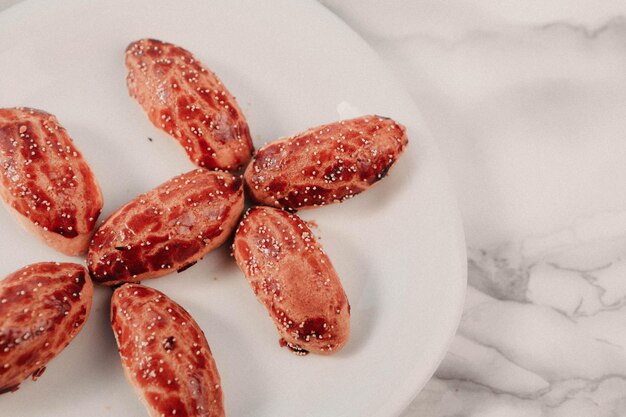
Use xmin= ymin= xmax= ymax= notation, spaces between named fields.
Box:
xmin=125 ymin=38 xmax=253 ymax=171
xmin=111 ymin=284 xmax=225 ymax=417
xmin=244 ymin=115 xmax=407 ymax=210
xmin=0 ymin=108 xmax=103 ymax=255
xmin=233 ymin=206 xmax=350 ymax=355
xmin=88 ymin=169 xmax=243 ymax=285
xmin=0 ymin=262 xmax=93 ymax=393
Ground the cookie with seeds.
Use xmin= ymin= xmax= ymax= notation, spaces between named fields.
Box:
xmin=111 ymin=284 xmax=225 ymax=417
xmin=0 ymin=108 xmax=103 ymax=255
xmin=244 ymin=115 xmax=408 ymax=210
xmin=125 ymin=38 xmax=253 ymax=171
xmin=233 ymin=206 xmax=350 ymax=355
xmin=87 ymin=169 xmax=243 ymax=285
xmin=0 ymin=262 xmax=93 ymax=394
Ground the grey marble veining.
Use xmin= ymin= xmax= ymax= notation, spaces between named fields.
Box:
xmin=405 ymin=218 xmax=626 ymax=416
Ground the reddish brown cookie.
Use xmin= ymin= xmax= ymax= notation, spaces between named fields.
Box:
xmin=0 ymin=108 xmax=103 ymax=255
xmin=111 ymin=284 xmax=225 ymax=417
xmin=125 ymin=38 xmax=253 ymax=171
xmin=233 ymin=206 xmax=350 ymax=355
xmin=0 ymin=262 xmax=93 ymax=394
xmin=244 ymin=115 xmax=408 ymax=210
xmin=88 ymin=169 xmax=244 ymax=285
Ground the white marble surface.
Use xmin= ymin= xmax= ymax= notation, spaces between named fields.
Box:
xmin=3 ymin=0 xmax=626 ymax=416
xmin=319 ymin=1 xmax=626 ymax=416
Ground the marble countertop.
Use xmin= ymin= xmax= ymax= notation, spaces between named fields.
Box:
xmin=319 ymin=1 xmax=626 ymax=416
xmin=3 ymin=1 xmax=626 ymax=416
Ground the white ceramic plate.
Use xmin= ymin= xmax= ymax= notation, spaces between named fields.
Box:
xmin=0 ymin=1 xmax=466 ymax=416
